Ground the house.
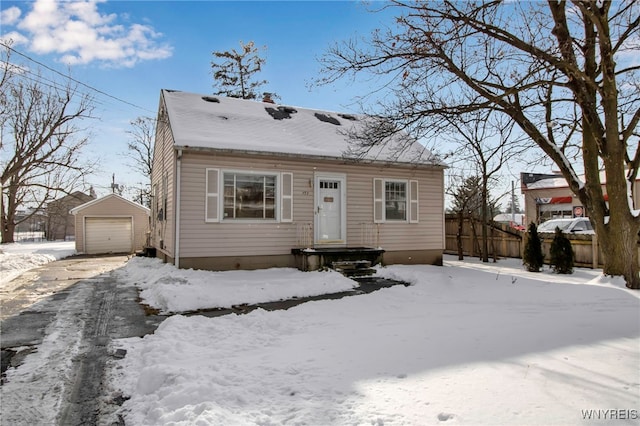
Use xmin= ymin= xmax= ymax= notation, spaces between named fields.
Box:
xmin=13 ymin=208 xmax=48 ymax=242
xmin=150 ymin=90 xmax=446 ymax=271
xmin=521 ymin=171 xmax=640 ymax=224
xmin=70 ymin=193 xmax=150 ymax=254
xmin=46 ymin=190 xmax=95 ymax=240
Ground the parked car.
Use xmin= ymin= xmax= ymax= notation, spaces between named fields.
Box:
xmin=536 ymin=217 xmax=595 ymax=234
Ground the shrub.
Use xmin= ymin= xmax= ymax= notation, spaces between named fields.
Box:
xmin=549 ymin=227 xmax=574 ymax=274
xmin=523 ymin=222 xmax=544 ymax=272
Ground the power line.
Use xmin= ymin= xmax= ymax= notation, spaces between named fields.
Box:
xmin=1 ymin=42 xmax=156 ymax=114
xmin=2 ymin=72 xmax=110 ymax=109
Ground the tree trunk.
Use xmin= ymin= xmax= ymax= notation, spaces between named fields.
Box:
xmin=1 ymin=214 xmax=15 ymax=243
xmin=1 ymin=185 xmax=16 ymax=244
xmin=481 ymin=182 xmax=489 ymax=262
xmin=469 ymin=218 xmax=480 ymax=258
xmin=491 ymin=224 xmax=497 ymax=263
xmin=456 ymin=211 xmax=464 ymax=260
xmin=578 ymin=149 xmax=640 ymax=289
xmin=598 ymin=217 xmax=640 ymax=289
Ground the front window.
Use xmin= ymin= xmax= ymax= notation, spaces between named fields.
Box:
xmin=385 ymin=181 xmax=407 ymax=221
xmin=223 ymin=173 xmax=276 ymax=219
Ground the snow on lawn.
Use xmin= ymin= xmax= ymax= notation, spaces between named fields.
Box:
xmin=107 ymin=256 xmax=640 ymax=425
xmin=114 ymin=257 xmax=359 ymax=313
xmin=0 ymin=241 xmax=76 ymax=286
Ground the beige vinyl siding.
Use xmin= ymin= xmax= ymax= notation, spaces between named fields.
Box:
xmin=345 ymin=169 xmax=443 ymax=251
xmin=178 ymin=154 xmax=302 ymax=257
xmin=280 ymin=172 xmax=294 ymax=222
xmin=176 ymin=151 xmax=444 ymax=259
xmin=150 ymin=98 xmax=177 ymax=256
xmin=74 ymin=196 xmax=149 ymax=253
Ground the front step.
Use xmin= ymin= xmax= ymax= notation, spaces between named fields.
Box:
xmin=330 ymin=260 xmax=376 ymax=277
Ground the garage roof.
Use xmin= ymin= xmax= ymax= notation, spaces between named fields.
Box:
xmin=70 ymin=193 xmax=150 ymax=215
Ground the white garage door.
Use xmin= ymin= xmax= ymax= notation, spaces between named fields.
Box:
xmin=85 ymin=217 xmax=132 ymax=254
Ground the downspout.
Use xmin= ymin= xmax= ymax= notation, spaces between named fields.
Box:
xmin=175 ymin=149 xmax=182 ymax=269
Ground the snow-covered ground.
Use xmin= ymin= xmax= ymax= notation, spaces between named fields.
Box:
xmin=1 ymin=242 xmax=639 ymax=425
xmin=116 ymin=258 xmax=359 ymax=313
xmin=0 ymin=240 xmax=76 ymax=286
xmin=106 ymin=256 xmax=640 ymax=425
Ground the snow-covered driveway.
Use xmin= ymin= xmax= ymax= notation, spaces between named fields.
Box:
xmin=1 ymin=255 xmax=159 ymax=425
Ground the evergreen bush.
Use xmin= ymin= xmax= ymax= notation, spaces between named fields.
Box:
xmin=523 ymin=222 xmax=544 ymax=272
xmin=549 ymin=227 xmax=574 ymax=274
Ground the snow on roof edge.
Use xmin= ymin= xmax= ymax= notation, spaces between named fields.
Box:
xmin=174 ymin=144 xmax=448 ymax=168
xmin=70 ymin=193 xmax=150 ymax=215
xmin=525 ymin=169 xmax=640 ymax=190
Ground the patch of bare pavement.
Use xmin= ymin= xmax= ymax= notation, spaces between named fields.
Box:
xmin=0 ymin=255 xmax=166 ymax=426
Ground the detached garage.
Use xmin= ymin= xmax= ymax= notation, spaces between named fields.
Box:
xmin=71 ymin=194 xmax=150 ymax=254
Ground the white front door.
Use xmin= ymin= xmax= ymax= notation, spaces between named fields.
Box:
xmin=315 ymin=174 xmax=346 ymax=245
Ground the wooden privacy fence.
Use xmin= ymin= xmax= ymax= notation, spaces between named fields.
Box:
xmin=444 ymin=216 xmax=523 ymax=260
xmin=444 ymin=215 xmax=610 ymax=269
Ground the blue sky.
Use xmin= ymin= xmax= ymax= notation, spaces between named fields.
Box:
xmin=1 ymin=0 xmax=395 ymax=197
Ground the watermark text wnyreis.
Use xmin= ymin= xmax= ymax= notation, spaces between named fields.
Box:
xmin=582 ymin=409 xmax=638 ymax=421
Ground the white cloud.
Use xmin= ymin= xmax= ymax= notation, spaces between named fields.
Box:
xmin=6 ymin=0 xmax=172 ymax=68
xmin=0 ymin=31 xmax=28 ymax=47
xmin=1 ymin=6 xmax=22 ymax=25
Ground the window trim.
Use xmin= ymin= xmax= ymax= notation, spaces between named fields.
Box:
xmin=373 ymin=178 xmax=419 ymax=223
xmin=384 ymin=179 xmax=409 ymax=222
xmin=206 ymin=168 xmax=293 ymax=223
xmin=223 ymin=171 xmax=277 ymax=220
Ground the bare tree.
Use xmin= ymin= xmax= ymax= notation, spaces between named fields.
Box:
xmin=0 ymin=44 xmax=96 ymax=243
xmin=124 ymin=116 xmax=155 ymax=207
xmin=449 ymin=175 xmax=484 ymax=260
xmin=0 ymin=43 xmax=12 ymax=120
xmin=449 ymin=174 xmax=500 ymax=260
xmin=445 ymin=110 xmax=528 ymax=262
xmin=319 ymin=1 xmax=640 ymax=288
xmin=211 ymin=40 xmax=268 ymax=100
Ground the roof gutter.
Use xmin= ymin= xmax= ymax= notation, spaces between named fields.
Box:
xmin=173 ymin=145 xmax=448 ymax=170
xmin=175 ymin=148 xmax=182 ymax=269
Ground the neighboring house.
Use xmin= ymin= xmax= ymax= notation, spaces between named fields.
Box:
xmin=70 ymin=193 xmax=150 ymax=255
xmin=150 ymin=90 xmax=447 ymax=271
xmin=13 ymin=208 xmax=47 ymax=241
xmin=46 ymin=191 xmax=95 ymax=241
xmin=520 ymin=171 xmax=640 ymax=224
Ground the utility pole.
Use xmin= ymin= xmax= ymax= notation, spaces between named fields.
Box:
xmin=511 ymin=181 xmax=516 ymax=223
xmin=111 ymin=174 xmax=123 ymax=195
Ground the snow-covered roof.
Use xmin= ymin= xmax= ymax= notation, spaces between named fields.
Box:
xmin=525 ymin=170 xmax=640 ymax=190
xmin=70 ymin=193 xmax=150 ymax=214
xmin=161 ymin=90 xmax=444 ymax=166
xmin=526 ymin=177 xmax=569 ymax=190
